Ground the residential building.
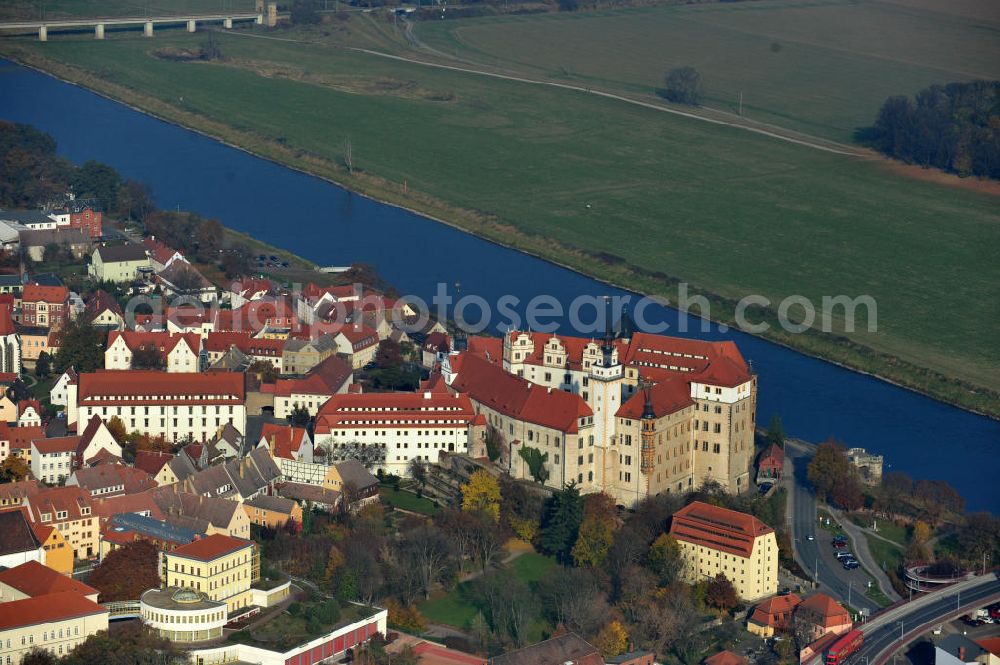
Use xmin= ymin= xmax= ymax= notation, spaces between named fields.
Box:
xmin=204 ymin=332 xmax=284 ymax=374
xmin=747 ymin=593 xmax=801 ymax=637
xmin=31 ymin=524 xmax=72 ymax=575
xmin=0 ymin=509 xmax=44 ymax=569
xmin=175 ymin=448 xmax=281 ymax=504
xmin=208 ymin=423 xmax=245 ymax=461
xmin=313 ymin=388 xmax=482 ymax=476
xmin=82 ymin=290 xmax=124 ymax=331
xmin=936 ymin=635 xmax=998 ymax=665
xmin=17 ymin=400 xmax=41 ymax=427
xmin=333 ymin=325 xmax=379 ymax=369
xmin=281 ymin=333 xmax=337 ymax=375
xmin=0 ymin=560 xmax=99 ymax=603
xmin=226 ymin=277 xmax=273 ymax=309
xmin=30 ymin=436 xmax=80 ymax=485
xmin=0 ymin=591 xmax=108 ymax=664
xmin=669 ymin=500 xmax=778 ymax=602
xmin=104 ymin=331 xmax=201 ymax=372
xmin=99 ymin=512 xmax=202 ymax=562
xmin=420 ymin=331 xmax=451 ymax=369
xmin=142 ymin=236 xmax=187 ymax=273
xmin=150 ymin=488 xmax=252 ymax=539
xmin=155 ymin=262 xmax=217 ymax=304
xmin=73 ymin=415 xmax=124 ymax=468
xmin=48 ymin=200 xmax=103 ymax=238
xmin=88 ymin=244 xmax=151 ymax=283
xmin=17 ymin=327 xmax=56 ymax=364
xmin=323 ymin=460 xmax=379 ymax=508
xmin=756 ymin=443 xmax=784 ymax=484
xmin=243 ymin=494 xmax=302 ymax=529
xmin=277 ymin=482 xmax=341 ymax=513
xmin=0 ymin=275 xmax=22 ymax=296
xmin=19 ymin=228 xmax=90 ymax=262
xmin=49 ymin=368 xmax=77 ymax=408
xmin=67 ymin=463 xmax=157 ymax=498
xmin=271 ymin=354 xmax=353 ymax=420
xmin=22 ymin=486 xmax=98 ymax=559
xmin=704 ymin=651 xmax=748 ymax=665
xmin=0 ymin=480 xmax=40 ymax=509
xmin=0 ymin=210 xmax=56 ymax=231
xmin=0 ymin=425 xmax=45 ymax=464
xmin=162 ymin=534 xmax=257 ymax=613
xmin=258 ymin=423 xmax=313 ymax=464
xmin=70 ymin=371 xmax=247 ymax=443
xmin=19 ymin=283 xmax=69 ymax=329
xmin=795 ymin=592 xmax=852 ymax=643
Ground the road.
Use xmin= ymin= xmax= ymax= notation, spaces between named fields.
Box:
xmin=856 ymin=575 xmax=1000 ymax=665
xmin=785 ymin=440 xmax=878 ymax=616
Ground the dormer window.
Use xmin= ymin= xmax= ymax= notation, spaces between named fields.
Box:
xmin=40 ymin=513 xmax=51 ymax=522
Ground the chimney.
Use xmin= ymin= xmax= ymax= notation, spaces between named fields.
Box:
xmin=959 ymin=648 xmax=966 ymax=662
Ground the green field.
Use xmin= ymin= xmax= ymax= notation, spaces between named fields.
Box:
xmin=380 ymin=486 xmax=441 ymax=516
xmin=417 ymin=0 xmax=1000 ymax=142
xmin=3 ymin=17 xmax=999 ymax=414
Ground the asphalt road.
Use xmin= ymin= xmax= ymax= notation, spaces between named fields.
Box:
xmin=785 ymin=441 xmax=877 ymax=616
xmin=857 ymin=576 xmax=1000 ymax=665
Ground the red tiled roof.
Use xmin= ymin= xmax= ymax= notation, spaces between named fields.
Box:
xmin=315 ymin=391 xmax=477 ymax=434
xmin=758 ymin=443 xmax=784 ymax=470
xmin=0 ymin=424 xmax=46 ymax=451
xmin=749 ymin=594 xmax=801 ymax=628
xmin=215 ymin=298 xmax=297 ymax=334
xmin=0 ymin=479 xmax=40 ymax=504
xmin=30 ymin=523 xmax=55 ymax=543
xmin=412 ymin=642 xmax=486 ymax=665
xmin=669 ymin=501 xmax=774 ymax=558
xmin=21 ymin=283 xmax=69 ymax=304
xmin=142 ymin=236 xmax=185 ymax=265
xmin=84 ymin=289 xmax=123 ymax=319
xmin=623 ymin=333 xmax=752 ymax=387
xmin=798 ymin=593 xmax=850 ymax=627
xmin=448 ymin=352 xmax=592 ymax=433
xmin=704 ymin=650 xmax=748 ymax=665
xmin=78 ymin=371 xmax=245 ymax=406
xmin=25 ymin=486 xmax=94 ymax=524
xmin=260 ymin=423 xmax=309 ymax=460
xmin=169 ymin=533 xmax=252 ymax=561
xmin=204 ymin=331 xmax=284 ymax=357
xmin=134 ymin=450 xmax=174 ymax=476
xmin=0 ymin=303 xmax=15 ymax=335
xmin=32 ymin=435 xmax=81 ymax=454
xmin=0 ymin=560 xmax=98 ymax=598
xmin=339 ymin=324 xmax=379 ymax=350
xmin=18 ymin=399 xmax=41 ymax=416
xmin=616 ymin=378 xmax=694 ymax=419
xmin=0 ymin=591 xmax=105 ymax=630
xmin=273 ymin=354 xmax=352 ymax=398
xmin=108 ymin=330 xmax=201 ymax=358
xmin=977 ymin=638 xmax=1000 ymax=658
xmin=72 ymin=464 xmax=156 ymax=495
xmin=92 ymin=491 xmax=162 ymax=521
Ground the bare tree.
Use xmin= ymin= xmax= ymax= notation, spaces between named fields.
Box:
xmin=344 ymin=138 xmax=354 ymax=174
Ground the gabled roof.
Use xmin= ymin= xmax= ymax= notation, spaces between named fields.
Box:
xmin=260 ymin=423 xmax=310 ymax=461
xmin=151 ymin=487 xmax=240 ymax=530
xmin=278 ymin=482 xmax=341 ymax=507
xmin=0 ymin=424 xmax=46 ymax=451
xmin=0 ymin=509 xmax=42 ymax=556
xmin=134 ymin=450 xmax=174 ymax=477
xmin=84 ymin=289 xmax=123 ymax=320
xmin=669 ymin=501 xmax=773 ymax=558
xmin=0 ymin=479 xmax=41 ymax=505
xmin=273 ymin=354 xmax=352 ymax=398
xmin=77 ymin=371 xmax=245 ymax=406
xmin=107 ymin=330 xmax=201 ymax=358
xmin=0 ymin=303 xmax=15 ymax=336
xmin=168 ymin=533 xmax=252 ymax=562
xmin=0 ymin=591 xmax=105 ymax=631
xmin=489 ymin=633 xmax=602 ymax=665
xmin=449 ymin=352 xmax=592 ymax=433
xmin=95 ymin=243 xmax=148 ymax=263
xmin=0 ymin=560 xmax=98 ymax=598
xmin=314 ymin=390 xmax=477 ymax=434
xmin=245 ymin=494 xmax=297 ymax=515
xmin=72 ymin=464 xmax=156 ymax=495
xmin=24 ymin=486 xmax=94 ymax=523
xmin=616 ymin=378 xmax=694 ymax=419
xmin=76 ymin=414 xmax=112 ymax=459
xmin=749 ymin=594 xmax=801 ymax=628
xmin=32 ymin=435 xmax=81 ymax=455
xmin=21 ymin=283 xmax=68 ymax=304
xmin=704 ymin=650 xmax=748 ymax=665
xmin=142 ymin=236 xmax=186 ymax=266
xmin=334 ymin=459 xmax=379 ymax=490
xmin=204 ymin=331 xmax=283 ymax=358
xmin=797 ymin=593 xmax=850 ymax=627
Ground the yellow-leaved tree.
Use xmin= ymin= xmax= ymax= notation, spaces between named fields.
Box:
xmin=461 ymin=470 xmax=501 ymax=522
xmin=595 ymin=619 xmax=629 ymax=657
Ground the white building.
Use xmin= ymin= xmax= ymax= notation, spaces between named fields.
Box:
xmin=104 ymin=331 xmax=201 ymax=373
xmin=68 ymin=371 xmax=246 ymax=444
xmin=31 ymin=437 xmax=79 ymax=485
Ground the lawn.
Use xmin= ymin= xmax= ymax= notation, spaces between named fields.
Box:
xmin=380 ymin=486 xmax=440 ymax=516
xmin=5 ymin=28 xmax=999 ymax=414
xmin=865 ymin=533 xmax=905 ymax=576
xmin=417 ymin=0 xmax=1000 ymax=143
xmin=508 ymin=552 xmax=557 ymax=584
xmin=845 ymin=512 xmax=908 ymax=546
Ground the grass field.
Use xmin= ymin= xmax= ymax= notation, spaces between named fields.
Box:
xmin=416 ymin=0 xmax=1000 ymax=142
xmin=380 ymin=486 xmax=441 ymax=516
xmin=3 ymin=21 xmax=998 ymax=414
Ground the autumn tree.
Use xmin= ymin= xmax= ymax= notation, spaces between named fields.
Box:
xmin=106 ymin=416 xmax=128 ymax=444
xmin=62 ymin=621 xmax=179 ymax=665
xmin=408 ymin=457 xmax=428 ymax=492
xmin=705 ymin=573 xmax=739 ymax=613
xmin=461 ymin=470 xmax=501 ymax=522
xmin=131 ymin=345 xmax=164 ymax=370
xmin=88 ymin=540 xmax=160 ymax=602
xmin=52 ymin=318 xmax=105 ymax=373
xmin=807 ymin=439 xmax=854 ymax=504
xmin=375 ymin=338 xmax=404 ymax=369
xmin=248 ymin=359 xmax=279 ymax=383
xmin=0 ymin=455 xmax=30 ymax=483
xmin=572 ymin=493 xmax=618 ymax=568
xmin=500 ymin=475 xmax=544 ymax=543
xmin=766 ymin=414 xmax=785 ymax=447
xmin=595 ymin=620 xmax=629 ymax=658
xmin=324 ymin=545 xmax=345 ymax=582
xmin=954 ymin=512 xmax=1000 ymax=570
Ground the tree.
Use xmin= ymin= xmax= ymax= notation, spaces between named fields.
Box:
xmin=323 ymin=545 xmax=345 ymax=582
xmin=248 ymin=359 xmax=279 ymax=383
xmin=221 ymin=244 xmax=250 ymax=279
xmin=289 ymin=404 xmax=311 ymax=428
xmin=397 ymin=524 xmax=455 ymax=601
xmin=408 ymin=457 xmax=428 ymax=492
xmin=663 ymin=66 xmax=703 ymax=105
xmin=572 ymin=496 xmax=617 ymax=568
xmin=20 ymin=651 xmax=57 ymax=665
xmin=131 ymin=345 xmax=164 ymax=370
xmin=461 ymin=470 xmax=501 ymax=522
xmin=71 ymin=159 xmax=121 ymax=211
xmin=52 ymin=319 xmax=105 ymax=373
xmin=88 ymin=540 xmax=160 ymax=602
xmin=536 ymin=567 xmax=608 ymax=635
xmin=539 ymin=482 xmax=584 ymax=564
xmin=906 ymin=520 xmax=932 ymax=563
xmin=34 ymin=351 xmax=51 ymax=379
xmin=106 ymin=416 xmax=128 ymax=444
xmin=518 ymin=446 xmax=549 ymax=483
xmin=0 ymin=455 xmax=30 ymax=483
xmin=484 ymin=425 xmax=504 ymax=462
xmin=291 ymin=0 xmax=321 ymax=24
xmin=117 ymin=179 xmax=156 ymax=222
xmin=766 ymin=414 xmax=785 ymax=447
xmin=375 ymin=338 xmax=404 ymax=369
xmin=595 ymin=620 xmax=629 ymax=658
xmin=195 ymin=218 xmax=223 ymax=263
xmin=955 ymin=512 xmax=1000 ymax=570
xmin=806 ymin=439 xmax=853 ymax=504
xmin=705 ymin=573 xmax=739 ymax=613
xmin=647 ymin=533 xmax=683 ymax=585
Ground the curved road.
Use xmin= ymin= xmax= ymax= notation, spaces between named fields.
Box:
xmin=785 ymin=440 xmax=879 ymax=616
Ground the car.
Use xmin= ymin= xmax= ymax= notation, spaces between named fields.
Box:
xmin=843 ymin=559 xmax=860 ymax=570
xmin=836 ymin=551 xmax=854 ymax=560
xmin=807 ymin=535 xmax=815 ymax=541
xmin=962 ymin=615 xmax=984 ymax=627
xmin=778 ymin=588 xmax=791 ymax=596
xmin=269 ymin=255 xmax=278 ymax=261
xmin=833 ymin=541 xmax=847 ymax=549
xmin=258 ymin=254 xmax=267 ymax=261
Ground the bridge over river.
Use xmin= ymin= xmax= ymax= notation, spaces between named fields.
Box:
xmin=0 ymin=11 xmax=264 ymax=40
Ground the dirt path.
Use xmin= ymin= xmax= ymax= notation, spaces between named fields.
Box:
xmin=220 ymin=30 xmax=864 ymax=157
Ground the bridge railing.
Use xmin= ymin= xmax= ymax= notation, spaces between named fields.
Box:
xmin=103 ymin=600 xmax=141 ymax=618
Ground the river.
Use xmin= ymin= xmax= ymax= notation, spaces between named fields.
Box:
xmin=0 ymin=59 xmax=996 ymax=511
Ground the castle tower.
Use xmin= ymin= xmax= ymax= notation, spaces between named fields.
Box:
xmin=0 ymin=305 xmax=21 ymax=375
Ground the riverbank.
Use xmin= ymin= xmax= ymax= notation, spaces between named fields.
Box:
xmin=2 ymin=45 xmax=997 ymax=420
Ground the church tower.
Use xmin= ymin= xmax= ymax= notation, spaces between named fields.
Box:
xmin=0 ymin=304 xmax=21 ymax=375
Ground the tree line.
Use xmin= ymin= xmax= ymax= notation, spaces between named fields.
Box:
xmin=857 ymin=80 xmax=1000 ymax=179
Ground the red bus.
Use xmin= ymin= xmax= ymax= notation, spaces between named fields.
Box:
xmin=826 ymin=630 xmax=864 ymax=665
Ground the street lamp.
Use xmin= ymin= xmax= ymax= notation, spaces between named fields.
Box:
xmin=848 ymin=581 xmax=853 ymax=606
xmin=898 ymin=620 xmax=904 ymax=642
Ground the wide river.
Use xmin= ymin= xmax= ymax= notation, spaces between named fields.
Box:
xmin=1 ymin=59 xmax=996 ymax=511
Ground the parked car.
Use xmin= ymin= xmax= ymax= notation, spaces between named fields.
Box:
xmin=833 ymin=541 xmax=848 ymax=549
xmin=962 ymin=615 xmax=984 ymax=627
xmin=836 ymin=551 xmax=854 ymax=560
xmin=843 ymin=559 xmax=860 ymax=570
